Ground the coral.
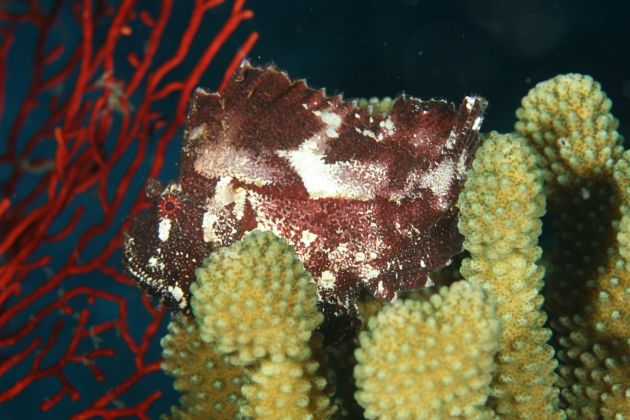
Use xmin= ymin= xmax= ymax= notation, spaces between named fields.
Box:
xmin=354 ymin=280 xmax=501 ymax=419
xmin=5 ymin=2 xmax=629 ymax=417
xmin=0 ymin=1 xmax=257 ymax=417
xmin=553 ymin=315 xmax=629 ymax=418
xmin=164 ymin=230 xmax=336 ymax=418
xmin=157 ymin=73 xmax=629 ymax=420
xmin=514 ymin=74 xmax=629 ymax=418
xmin=458 ymin=132 xmax=561 ymax=418
xmin=240 ymin=336 xmax=333 ymax=419
xmin=123 ymin=62 xmax=488 ymax=340
xmin=154 ymin=72 xmax=630 ymax=419
xmin=615 ymin=153 xmax=630 ymax=271
xmin=351 ymin=75 xmax=630 ymax=419
xmin=515 ymin=73 xmax=624 ymax=191
xmin=356 ymin=96 xmax=394 ymax=114
xmin=160 ymin=315 xmax=247 ymax=419
xmin=190 ymin=230 xmax=323 ymax=365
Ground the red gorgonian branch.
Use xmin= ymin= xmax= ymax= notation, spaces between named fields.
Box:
xmin=0 ymin=0 xmax=257 ymax=417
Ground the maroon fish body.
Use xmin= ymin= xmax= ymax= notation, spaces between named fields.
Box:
xmin=123 ymin=62 xmax=487 ymax=339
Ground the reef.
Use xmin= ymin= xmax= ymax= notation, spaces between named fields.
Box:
xmin=0 ymin=1 xmax=259 ymax=416
xmin=123 ymin=62 xmax=487 ymax=340
xmin=514 ymin=74 xmax=629 ymax=418
xmin=354 ymin=280 xmax=501 ymax=418
xmin=458 ymin=131 xmax=561 ymax=418
xmin=162 ymin=230 xmax=335 ymax=419
xmin=126 ymin=67 xmax=629 ymax=418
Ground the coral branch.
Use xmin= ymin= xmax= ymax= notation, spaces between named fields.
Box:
xmin=459 ymin=132 xmax=561 ymax=417
xmin=0 ymin=0 xmax=256 ymax=417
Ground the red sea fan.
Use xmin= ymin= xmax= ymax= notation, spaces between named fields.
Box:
xmin=123 ymin=63 xmax=487 ymax=340
xmin=0 ymin=1 xmax=256 ymax=418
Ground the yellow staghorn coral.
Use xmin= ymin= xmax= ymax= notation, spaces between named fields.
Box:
xmin=184 ymin=230 xmax=336 ymax=418
xmin=458 ymin=131 xmax=562 ymax=419
xmin=190 ymin=230 xmax=323 ymax=366
xmin=513 ymin=74 xmax=629 ymax=418
xmin=553 ymin=315 xmax=629 ymax=418
xmin=611 ymin=153 xmax=630 ymax=340
xmin=353 ymin=280 xmax=501 ymax=419
xmin=240 ymin=356 xmax=328 ymax=419
xmin=240 ymin=334 xmax=335 ymax=419
xmin=160 ymin=315 xmax=247 ymax=419
xmin=156 ymin=73 xmax=630 ymax=419
xmin=515 ymin=73 xmax=624 ymax=191
xmin=548 ymin=150 xmax=630 ymax=418
xmin=574 ymin=152 xmax=630 ymax=348
xmin=356 ymin=96 xmax=394 ymax=114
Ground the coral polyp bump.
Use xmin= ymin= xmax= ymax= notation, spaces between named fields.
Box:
xmin=123 ymin=62 xmax=487 ymax=337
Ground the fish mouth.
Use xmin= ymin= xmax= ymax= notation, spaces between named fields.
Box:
xmin=121 ymin=209 xmax=192 ymax=312
xmin=122 ymin=233 xmax=191 ymax=312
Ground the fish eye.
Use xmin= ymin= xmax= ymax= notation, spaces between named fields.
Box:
xmin=159 ymin=195 xmax=180 ymax=218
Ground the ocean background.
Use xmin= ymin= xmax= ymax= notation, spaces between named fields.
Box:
xmin=253 ymin=0 xmax=630 ymax=134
